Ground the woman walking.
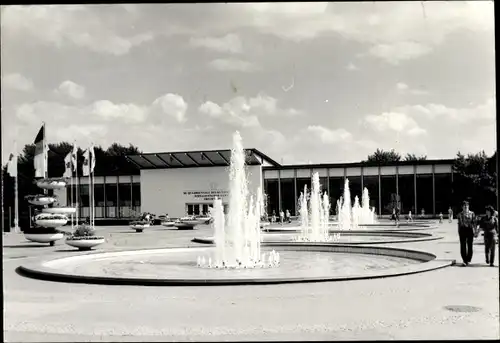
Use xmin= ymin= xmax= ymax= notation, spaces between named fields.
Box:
xmin=478 ymin=205 xmax=498 ymax=266
xmin=457 ymin=201 xmax=477 ymax=266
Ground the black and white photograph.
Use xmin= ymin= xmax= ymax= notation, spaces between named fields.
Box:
xmin=1 ymin=2 xmax=498 ymax=341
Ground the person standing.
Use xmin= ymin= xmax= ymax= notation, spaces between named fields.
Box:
xmin=457 ymin=201 xmax=477 ymax=266
xmin=279 ymin=209 xmax=284 ymax=225
xmin=478 ymin=205 xmax=498 ymax=266
xmin=448 ymin=207 xmax=454 ymax=223
xmin=285 ymin=209 xmax=291 ymax=223
xmin=408 ymin=211 xmax=413 ymax=222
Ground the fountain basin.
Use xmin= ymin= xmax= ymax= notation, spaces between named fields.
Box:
xmin=16 ymin=245 xmax=454 ymax=286
xmin=34 ymin=214 xmax=68 ymax=228
xmin=174 ymin=221 xmax=197 ymax=229
xmin=129 ymin=222 xmax=150 ymax=232
xmin=41 ymin=207 xmax=77 ymax=215
xmin=36 ymin=179 xmax=67 ymax=190
xmin=193 ymin=231 xmax=442 ymax=245
xmin=24 ymin=233 xmax=64 ymax=244
xmin=25 ymin=195 xmax=57 ymax=206
xmin=66 ymin=237 xmax=105 ymax=250
xmin=264 ymin=222 xmax=437 ymax=233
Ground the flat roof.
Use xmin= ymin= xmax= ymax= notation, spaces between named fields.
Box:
xmin=125 ymin=148 xmax=282 ymax=170
xmin=262 ymin=158 xmax=456 ymax=170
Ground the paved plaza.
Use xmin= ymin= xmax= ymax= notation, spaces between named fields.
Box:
xmin=3 ymin=221 xmax=499 ymax=341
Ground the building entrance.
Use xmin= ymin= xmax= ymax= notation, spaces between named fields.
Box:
xmin=186 ymin=203 xmax=210 ymax=216
xmin=185 ymin=203 xmax=229 ymax=216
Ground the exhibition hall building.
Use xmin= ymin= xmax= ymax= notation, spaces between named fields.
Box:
xmin=54 ymin=147 xmax=455 ymax=220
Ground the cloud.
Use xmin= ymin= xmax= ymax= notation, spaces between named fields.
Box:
xmin=92 ymin=100 xmax=149 ymax=124
xmin=1 ymin=5 xmax=153 ymax=55
xmin=306 ymin=125 xmax=352 ymax=144
xmin=346 ymin=62 xmax=359 ymax=71
xmin=208 ymin=58 xmax=258 ymax=72
xmin=198 ymin=94 xmax=300 ymax=128
xmin=364 ymin=111 xmax=427 ymax=136
xmin=396 ymin=82 xmax=428 ymax=95
xmin=396 ymin=82 xmax=409 ymax=91
xmin=1 ymin=73 xmax=34 ymax=91
xmin=189 ymin=33 xmax=243 ymax=53
xmin=151 ymin=93 xmax=188 ymax=123
xmin=56 ymin=80 xmax=86 ymax=99
xmin=199 ymin=100 xmax=260 ymax=128
xmin=368 ymin=41 xmax=432 ymax=64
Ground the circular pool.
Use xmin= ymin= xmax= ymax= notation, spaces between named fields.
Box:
xmin=193 ymin=231 xmax=442 ymax=245
xmin=17 ymin=245 xmax=453 ymax=286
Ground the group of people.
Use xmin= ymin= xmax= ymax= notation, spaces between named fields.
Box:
xmin=270 ymin=209 xmax=292 ymax=225
xmin=457 ymin=201 xmax=498 ymax=267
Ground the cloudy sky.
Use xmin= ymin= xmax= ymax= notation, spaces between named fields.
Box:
xmin=1 ymin=2 xmax=496 ymax=165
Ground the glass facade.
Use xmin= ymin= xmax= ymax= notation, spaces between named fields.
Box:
xmin=380 ymin=175 xmax=397 ymax=215
xmin=70 ymin=177 xmax=141 ymax=219
xmin=132 ymin=183 xmax=141 ymax=216
xmin=328 ymin=177 xmax=344 ymax=215
xmin=94 ymin=184 xmax=105 ymax=218
xmin=280 ymin=178 xmax=295 ymax=216
xmin=434 ymin=173 xmax=452 ymax=214
xmin=118 ymin=182 xmax=132 ymax=217
xmin=262 ymin=165 xmax=460 ymax=218
xmin=398 ymin=174 xmax=415 ymax=214
xmin=416 ymin=174 xmax=433 ymax=216
xmin=362 ymin=175 xmax=379 ymax=214
xmin=264 ymin=179 xmax=279 ymax=217
xmin=347 ymin=176 xmax=362 ymax=207
xmin=105 ymin=183 xmax=118 ymax=218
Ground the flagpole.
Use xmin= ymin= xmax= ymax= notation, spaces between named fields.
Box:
xmin=91 ymin=145 xmax=95 ymax=228
xmin=70 ymin=165 xmax=74 ymax=230
xmin=13 ymin=141 xmax=19 ymax=233
xmin=76 ymin=159 xmax=79 ymax=226
xmin=42 ymin=122 xmax=48 ymax=195
xmin=88 ymin=146 xmax=92 ymax=227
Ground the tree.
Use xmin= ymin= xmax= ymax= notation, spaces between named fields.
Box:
xmin=106 ymin=143 xmax=141 ymax=156
xmin=452 ymin=150 xmax=496 ymax=212
xmin=404 ymin=153 xmax=427 ymax=161
xmin=364 ymin=149 xmax=401 ymax=165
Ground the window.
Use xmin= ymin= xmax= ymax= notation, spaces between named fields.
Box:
xmin=131 ymin=183 xmax=141 ymax=216
xmin=118 ymin=183 xmax=132 ymax=218
xmin=264 ymin=179 xmax=279 ymax=217
xmin=416 ymin=174 xmax=433 ymax=215
xmin=328 ymin=177 xmax=344 ymax=215
xmin=434 ymin=173 xmax=452 ymax=214
xmin=347 ymin=176 xmax=362 ymax=207
xmin=380 ymin=175 xmax=397 ymax=215
xmin=105 ymin=184 xmax=117 ymax=218
xmin=362 ymin=175 xmax=379 ymax=214
xmin=280 ymin=178 xmax=295 ymax=216
xmin=398 ymin=174 xmax=415 ymax=214
xmin=94 ymin=184 xmax=105 ymax=218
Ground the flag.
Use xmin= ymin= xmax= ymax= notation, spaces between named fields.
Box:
xmin=82 ymin=149 xmax=90 ymax=176
xmin=63 ymin=152 xmax=72 ymax=178
xmin=33 ymin=125 xmax=47 ymax=178
xmin=7 ymin=153 xmax=17 ymax=177
xmin=90 ymin=144 xmax=96 ymax=173
xmin=71 ymin=143 xmax=78 ymax=172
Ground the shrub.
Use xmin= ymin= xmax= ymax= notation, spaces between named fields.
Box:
xmin=73 ymin=225 xmax=96 ymax=237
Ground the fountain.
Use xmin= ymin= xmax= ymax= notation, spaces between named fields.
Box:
xmin=337 ymin=178 xmax=376 ymax=230
xmin=17 ymin=131 xmax=448 ymax=286
xmin=197 ymin=131 xmax=279 ymax=269
xmin=24 ymin=178 xmax=72 ymax=245
xmin=294 ymin=173 xmax=340 ymax=242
